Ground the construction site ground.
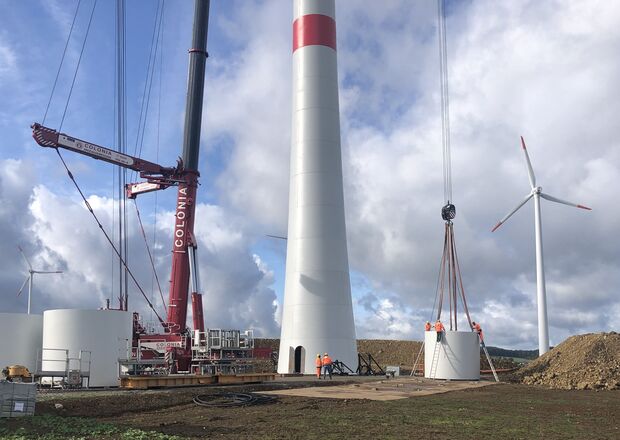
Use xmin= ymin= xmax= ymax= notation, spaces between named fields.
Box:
xmin=1 ymin=375 xmax=619 ymax=440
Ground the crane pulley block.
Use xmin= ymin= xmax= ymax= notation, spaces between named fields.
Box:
xmin=441 ymin=203 xmax=456 ymax=221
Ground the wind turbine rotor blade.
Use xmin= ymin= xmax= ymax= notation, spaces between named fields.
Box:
xmin=266 ymin=234 xmax=287 ymax=241
xmin=34 ymin=270 xmax=64 ymax=274
xmin=540 ymin=193 xmax=592 ymax=210
xmin=491 ymin=193 xmax=534 ymax=232
xmin=17 ymin=245 xmax=33 ymax=270
xmin=521 ymin=136 xmax=537 ymax=188
xmin=17 ymin=275 xmax=30 ymax=296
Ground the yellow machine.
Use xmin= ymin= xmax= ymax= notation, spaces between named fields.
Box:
xmin=1 ymin=365 xmax=32 ymax=382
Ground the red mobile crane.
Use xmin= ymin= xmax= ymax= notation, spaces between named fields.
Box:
xmin=32 ymin=0 xmax=211 ymax=372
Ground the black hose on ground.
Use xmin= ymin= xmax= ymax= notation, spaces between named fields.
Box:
xmin=192 ymin=393 xmax=277 ymax=408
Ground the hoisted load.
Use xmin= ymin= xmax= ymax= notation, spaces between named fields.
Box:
xmin=412 ymin=0 xmax=497 ymax=381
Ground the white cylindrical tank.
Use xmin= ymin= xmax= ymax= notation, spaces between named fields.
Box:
xmin=424 ymin=331 xmax=480 ymax=380
xmin=0 ymin=313 xmax=43 ymax=373
xmin=278 ymin=0 xmax=357 ymax=375
xmin=42 ymin=309 xmax=131 ymax=387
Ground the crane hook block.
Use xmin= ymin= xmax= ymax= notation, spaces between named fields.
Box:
xmin=441 ymin=203 xmax=456 ymax=221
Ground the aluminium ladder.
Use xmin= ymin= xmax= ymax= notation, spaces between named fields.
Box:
xmin=410 ymin=341 xmax=425 ymax=376
xmin=479 ymin=337 xmax=499 ymax=382
xmin=428 ymin=341 xmax=442 ymax=379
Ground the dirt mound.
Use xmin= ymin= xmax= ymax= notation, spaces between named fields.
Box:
xmin=253 ymin=339 xmax=422 ymax=370
xmin=357 ymin=339 xmax=422 ymax=370
xmin=516 ymin=332 xmax=620 ymax=390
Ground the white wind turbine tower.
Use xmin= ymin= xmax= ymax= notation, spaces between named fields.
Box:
xmin=17 ymin=246 xmax=63 ymax=314
xmin=492 ymin=137 xmax=591 ymax=356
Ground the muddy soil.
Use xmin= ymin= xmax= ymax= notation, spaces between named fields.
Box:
xmin=30 ymin=381 xmax=620 ymax=440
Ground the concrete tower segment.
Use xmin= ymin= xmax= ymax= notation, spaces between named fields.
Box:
xmin=277 ymin=0 xmax=357 ymax=375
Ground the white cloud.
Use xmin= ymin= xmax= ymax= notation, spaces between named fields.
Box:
xmin=0 ymin=38 xmax=16 ymax=77
xmin=0 ymin=159 xmax=279 ymax=335
xmin=1 ymin=1 xmax=618 ymax=349
xmin=191 ymin=0 xmax=620 ymax=347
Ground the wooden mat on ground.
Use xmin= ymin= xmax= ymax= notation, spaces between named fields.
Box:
xmin=263 ymin=377 xmax=496 ymax=401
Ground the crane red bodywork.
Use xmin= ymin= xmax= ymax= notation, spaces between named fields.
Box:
xmin=32 ymin=123 xmax=203 ymax=371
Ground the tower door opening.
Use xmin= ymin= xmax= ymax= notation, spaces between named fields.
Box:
xmin=294 ymin=345 xmax=305 ymax=374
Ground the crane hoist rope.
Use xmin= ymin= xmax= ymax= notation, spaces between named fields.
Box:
xmin=39 ymin=0 xmax=170 ymax=319
xmin=34 ymin=0 xmax=211 ymax=373
xmin=42 ymin=0 xmax=82 ymax=126
xmin=438 ymin=0 xmax=453 ymax=212
xmin=432 ymin=0 xmax=472 ymax=330
xmin=54 ymin=148 xmax=166 ymax=325
xmin=131 ymin=0 xmax=166 ymax=179
xmin=133 ymin=199 xmax=167 ymax=315
xmin=115 ymin=0 xmax=129 ymax=311
xmin=60 ymin=0 xmax=98 ymax=132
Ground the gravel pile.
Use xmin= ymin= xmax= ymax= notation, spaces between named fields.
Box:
xmin=516 ymin=332 xmax=620 ymax=390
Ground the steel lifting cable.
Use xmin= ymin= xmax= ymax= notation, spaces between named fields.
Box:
xmin=129 ymin=1 xmax=168 ymax=317
xmin=131 ymin=0 xmax=165 ymax=180
xmin=431 ymin=0 xmax=476 ymax=332
xmin=43 ymin=0 xmax=83 ymax=125
xmin=54 ymin=149 xmax=166 ymax=325
xmin=438 ymin=0 xmax=452 ymax=205
xmin=133 ymin=200 xmax=167 ymax=314
xmin=59 ymin=0 xmax=98 ymax=132
xmin=44 ymin=0 xmax=165 ymax=322
xmin=115 ymin=0 xmax=129 ymax=310
xmin=150 ymin=6 xmax=166 ymax=322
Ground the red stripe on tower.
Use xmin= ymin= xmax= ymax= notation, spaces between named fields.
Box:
xmin=293 ymin=14 xmax=336 ymax=52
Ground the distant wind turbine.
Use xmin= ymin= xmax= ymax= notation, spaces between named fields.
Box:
xmin=17 ymin=246 xmax=63 ymax=314
xmin=492 ymin=137 xmax=591 ymax=356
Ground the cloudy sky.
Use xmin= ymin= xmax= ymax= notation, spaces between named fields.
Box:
xmin=1 ymin=0 xmax=618 ymax=349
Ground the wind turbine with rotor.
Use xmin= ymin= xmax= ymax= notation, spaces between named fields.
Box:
xmin=491 ymin=137 xmax=591 ymax=356
xmin=17 ymin=246 xmax=63 ymax=314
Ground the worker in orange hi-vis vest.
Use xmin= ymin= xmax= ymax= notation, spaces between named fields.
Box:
xmin=435 ymin=320 xmax=445 ymax=342
xmin=472 ymin=321 xmax=483 ymax=342
xmin=322 ymin=353 xmax=333 ymax=380
xmin=425 ymin=321 xmax=431 ymax=331
xmin=315 ymin=354 xmax=322 ymax=379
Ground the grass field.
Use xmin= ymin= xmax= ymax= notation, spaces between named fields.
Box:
xmin=1 ymin=382 xmax=619 ymax=439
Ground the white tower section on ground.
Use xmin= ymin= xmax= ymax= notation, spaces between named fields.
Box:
xmin=0 ymin=313 xmax=43 ymax=373
xmin=278 ymin=0 xmax=357 ymax=374
xmin=424 ymin=331 xmax=480 ymax=380
xmin=42 ymin=309 xmax=132 ymax=387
